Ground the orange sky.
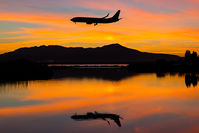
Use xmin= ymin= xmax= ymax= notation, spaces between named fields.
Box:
xmin=0 ymin=0 xmax=199 ymax=56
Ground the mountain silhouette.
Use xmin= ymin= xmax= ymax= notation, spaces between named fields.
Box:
xmin=0 ymin=44 xmax=180 ymax=63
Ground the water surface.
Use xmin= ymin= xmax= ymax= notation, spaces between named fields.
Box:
xmin=0 ymin=73 xmax=199 ymax=133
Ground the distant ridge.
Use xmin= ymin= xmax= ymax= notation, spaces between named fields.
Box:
xmin=0 ymin=44 xmax=181 ymax=63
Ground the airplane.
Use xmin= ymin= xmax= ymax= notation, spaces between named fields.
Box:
xmin=70 ymin=10 xmax=121 ymax=26
xmin=71 ymin=111 xmax=123 ymax=127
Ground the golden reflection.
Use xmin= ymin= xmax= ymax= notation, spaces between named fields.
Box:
xmin=0 ymin=74 xmax=198 ymax=119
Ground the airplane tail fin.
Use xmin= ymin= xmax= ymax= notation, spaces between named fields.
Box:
xmin=112 ymin=10 xmax=120 ymax=19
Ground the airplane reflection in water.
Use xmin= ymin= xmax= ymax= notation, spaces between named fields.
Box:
xmin=71 ymin=111 xmax=122 ymax=127
xmin=71 ymin=10 xmax=121 ymax=26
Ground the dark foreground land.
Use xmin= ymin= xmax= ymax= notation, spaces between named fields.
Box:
xmin=0 ymin=60 xmax=198 ymax=88
xmin=0 ymin=59 xmax=53 ymax=82
xmin=0 ymin=57 xmax=198 ymax=82
xmin=128 ymin=59 xmax=199 ymax=73
xmin=128 ymin=50 xmax=199 ymax=73
xmin=0 ymin=46 xmax=198 ymax=84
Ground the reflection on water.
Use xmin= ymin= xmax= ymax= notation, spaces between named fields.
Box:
xmin=0 ymin=72 xmax=199 ymax=133
xmin=0 ymin=80 xmax=29 ymax=88
xmin=48 ymin=64 xmax=128 ymax=67
xmin=185 ymin=74 xmax=199 ymax=88
xmin=71 ymin=111 xmax=122 ymax=127
xmin=51 ymin=67 xmax=136 ymax=81
xmin=155 ymin=73 xmax=199 ymax=88
xmin=0 ymin=81 xmax=29 ymax=95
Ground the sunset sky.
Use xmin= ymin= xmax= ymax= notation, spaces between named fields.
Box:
xmin=0 ymin=0 xmax=199 ymax=56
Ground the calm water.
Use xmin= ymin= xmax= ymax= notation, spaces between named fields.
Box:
xmin=0 ymin=73 xmax=199 ymax=133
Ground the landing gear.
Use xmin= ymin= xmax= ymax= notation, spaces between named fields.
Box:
xmin=94 ymin=23 xmax=98 ymax=26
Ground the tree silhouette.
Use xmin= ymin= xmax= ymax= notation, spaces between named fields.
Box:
xmin=192 ymin=51 xmax=197 ymax=63
xmin=185 ymin=50 xmax=198 ymax=64
xmin=185 ymin=50 xmax=191 ymax=63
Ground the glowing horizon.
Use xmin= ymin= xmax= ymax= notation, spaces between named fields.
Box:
xmin=0 ymin=0 xmax=199 ymax=56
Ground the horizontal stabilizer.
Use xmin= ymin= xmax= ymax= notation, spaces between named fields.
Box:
xmin=102 ymin=13 xmax=109 ymax=18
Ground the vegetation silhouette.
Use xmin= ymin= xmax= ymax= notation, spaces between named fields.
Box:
xmin=0 ymin=59 xmax=53 ymax=83
xmin=71 ymin=10 xmax=121 ymax=26
xmin=128 ymin=50 xmax=199 ymax=73
xmin=71 ymin=111 xmax=122 ymax=127
xmin=185 ymin=50 xmax=198 ymax=65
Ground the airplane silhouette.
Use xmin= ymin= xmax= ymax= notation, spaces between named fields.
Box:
xmin=70 ymin=10 xmax=121 ymax=26
xmin=71 ymin=111 xmax=123 ymax=127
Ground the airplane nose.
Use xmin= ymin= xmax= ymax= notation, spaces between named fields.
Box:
xmin=71 ymin=18 xmax=76 ymax=22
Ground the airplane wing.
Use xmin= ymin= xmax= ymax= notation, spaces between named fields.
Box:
xmin=102 ymin=13 xmax=109 ymax=18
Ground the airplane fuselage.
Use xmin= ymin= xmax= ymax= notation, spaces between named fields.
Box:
xmin=70 ymin=10 xmax=121 ymax=26
xmin=71 ymin=17 xmax=119 ymax=24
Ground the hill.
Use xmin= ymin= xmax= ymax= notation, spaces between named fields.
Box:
xmin=0 ymin=44 xmax=181 ymax=63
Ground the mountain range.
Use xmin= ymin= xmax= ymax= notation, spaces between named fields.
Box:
xmin=0 ymin=44 xmax=181 ymax=63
